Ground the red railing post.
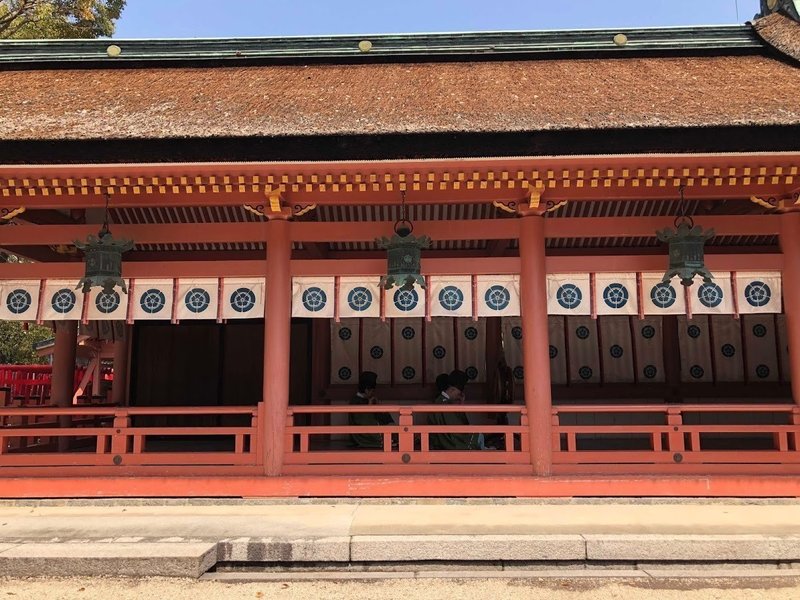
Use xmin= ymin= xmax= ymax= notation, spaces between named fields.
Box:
xmin=398 ymin=408 xmax=414 ymax=452
xmin=110 ymin=411 xmax=129 ymax=455
xmin=666 ymin=407 xmax=684 ymax=452
xmin=284 ymin=410 xmax=294 ymax=454
xmin=551 ymin=409 xmax=561 ymax=453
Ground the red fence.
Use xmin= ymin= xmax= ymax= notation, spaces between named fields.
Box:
xmin=0 ymin=364 xmax=113 ymax=405
xmin=552 ymin=403 xmax=800 ymax=474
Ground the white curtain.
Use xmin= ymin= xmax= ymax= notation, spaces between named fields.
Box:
xmin=678 ymin=315 xmax=714 ymax=383
xmin=0 ymin=280 xmax=40 ymax=321
xmin=339 ymin=277 xmax=381 ymax=318
xmin=292 ymin=276 xmax=335 ymax=318
xmin=641 ymin=274 xmax=686 ymax=316
xmin=598 ymin=316 xmax=635 ymax=383
xmin=41 ymin=280 xmax=83 ymax=321
xmin=429 ymin=276 xmax=472 ymax=318
xmin=632 ymin=316 xmax=665 ymax=383
xmin=547 ymin=274 xmax=591 ymax=316
xmin=85 ymin=281 xmax=130 ymax=321
xmin=131 ymin=279 xmax=173 ymax=321
xmin=743 ymin=314 xmax=780 ymax=382
xmin=360 ymin=318 xmax=392 ymax=383
xmin=176 ymin=278 xmax=219 ymax=320
xmin=710 ymin=315 xmax=744 ymax=382
xmin=221 ymin=278 xmax=265 ymax=320
xmin=736 ymin=272 xmax=782 ymax=314
xmin=384 ymin=286 xmax=426 ymax=318
xmin=689 ymin=273 xmax=734 ymax=315
xmin=455 ymin=317 xmax=486 ymax=383
xmin=595 ymin=273 xmax=638 ymax=316
xmin=476 ymin=275 xmax=519 ymax=317
xmin=566 ymin=316 xmax=600 ymax=384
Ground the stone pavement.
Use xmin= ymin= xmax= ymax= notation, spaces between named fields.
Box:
xmin=1 ymin=498 xmax=800 ymax=578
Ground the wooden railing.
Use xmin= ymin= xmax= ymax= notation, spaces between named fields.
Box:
xmin=0 ymin=405 xmax=261 ymax=468
xmin=284 ymin=404 xmax=530 ymax=473
xmin=552 ymin=403 xmax=800 ymax=474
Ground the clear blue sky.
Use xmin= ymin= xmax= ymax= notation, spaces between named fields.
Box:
xmin=114 ymin=0 xmax=762 ymax=38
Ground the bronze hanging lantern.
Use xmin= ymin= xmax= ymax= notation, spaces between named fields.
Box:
xmin=375 ymin=192 xmax=430 ymax=291
xmin=656 ymin=186 xmax=714 ymax=287
xmin=75 ymin=195 xmax=133 ymax=294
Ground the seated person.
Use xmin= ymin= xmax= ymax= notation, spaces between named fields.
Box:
xmin=348 ymin=371 xmax=393 ymax=449
xmin=427 ymin=369 xmax=491 ymax=450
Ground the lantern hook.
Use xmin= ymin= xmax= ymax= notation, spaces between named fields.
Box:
xmin=394 ymin=191 xmax=414 ymax=237
xmin=673 ymin=185 xmax=694 ymax=229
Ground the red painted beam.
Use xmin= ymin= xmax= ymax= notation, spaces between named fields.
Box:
xmin=0 ymin=216 xmax=780 ymax=247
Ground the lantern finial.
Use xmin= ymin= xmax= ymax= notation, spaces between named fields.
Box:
xmin=656 ymin=186 xmax=714 ymax=287
xmin=74 ymin=194 xmax=133 ymax=294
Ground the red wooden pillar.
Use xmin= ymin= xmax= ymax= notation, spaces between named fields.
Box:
xmin=518 ymin=214 xmax=553 ymax=475
xmin=51 ymin=320 xmax=77 ymax=451
xmin=263 ymin=217 xmax=292 ymax=475
xmin=780 ymin=212 xmax=800 ymax=406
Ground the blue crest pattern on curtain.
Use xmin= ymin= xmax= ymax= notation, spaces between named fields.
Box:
xmin=743 ymin=314 xmax=780 ymax=382
xmin=132 ymin=279 xmax=173 ymax=321
xmin=641 ymin=274 xmax=685 ymax=315
xmin=476 ymin=275 xmax=519 ymax=317
xmin=710 ymin=315 xmax=744 ymax=382
xmin=502 ymin=317 xmax=524 ymax=384
xmin=222 ymin=278 xmax=265 ymax=320
xmin=0 ymin=280 xmax=41 ymax=321
xmin=41 ymin=279 xmax=84 ymax=321
xmin=385 ymin=286 xmax=426 ymax=318
xmin=331 ymin=318 xmax=360 ymax=385
xmin=596 ymin=274 xmax=638 ymax=317
xmin=547 ymin=274 xmax=591 ymax=316
xmin=690 ymin=273 xmax=733 ymax=315
xmin=393 ymin=318 xmax=424 ymax=384
xmin=176 ymin=279 xmax=219 ymax=321
xmin=429 ymin=276 xmax=472 ymax=318
xmin=736 ymin=272 xmax=782 ymax=314
xmin=86 ymin=280 xmax=129 ymax=321
xmin=292 ymin=277 xmax=335 ymax=318
xmin=338 ymin=277 xmax=381 ymax=319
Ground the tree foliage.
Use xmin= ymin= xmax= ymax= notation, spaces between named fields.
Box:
xmin=0 ymin=0 xmax=125 ymax=39
xmin=0 ymin=321 xmax=51 ymax=364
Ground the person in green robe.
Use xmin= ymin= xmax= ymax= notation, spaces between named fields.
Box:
xmin=348 ymin=371 xmax=393 ymax=449
xmin=427 ymin=369 xmax=483 ymax=451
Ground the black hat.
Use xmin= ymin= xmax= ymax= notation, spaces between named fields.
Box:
xmin=448 ymin=369 xmax=468 ymax=392
xmin=435 ymin=373 xmax=450 ymax=393
xmin=358 ymin=371 xmax=378 ymax=391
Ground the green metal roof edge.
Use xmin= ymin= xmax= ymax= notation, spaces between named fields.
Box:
xmin=0 ymin=24 xmax=764 ymax=66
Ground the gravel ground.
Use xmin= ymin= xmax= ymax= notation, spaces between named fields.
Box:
xmin=1 ymin=577 xmax=799 ymax=600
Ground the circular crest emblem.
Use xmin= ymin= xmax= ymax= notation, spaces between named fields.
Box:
xmin=576 ymin=326 xmax=590 ymax=340
xmin=603 ymin=283 xmax=629 ymax=309
xmin=744 ymin=281 xmax=771 ymax=308
xmin=432 ymin=345 xmax=446 ymax=359
xmin=643 ymin=365 xmax=658 ymax=379
xmin=609 ymin=344 xmax=624 ymax=359
xmin=230 ymin=288 xmax=256 ymax=313
xmin=650 ymin=283 xmax=677 ymax=309
xmin=393 ymin=289 xmax=419 ymax=312
xmin=95 ymin=291 xmax=121 ymax=314
xmin=401 ymin=366 xmax=416 ymax=380
xmin=338 ymin=327 xmax=352 ymax=341
xmin=465 ymin=366 xmax=479 ymax=380
xmin=6 ymin=289 xmax=31 ymax=315
xmin=401 ymin=326 xmax=415 ymax=340
xmin=641 ymin=325 xmax=656 ymax=339
xmin=370 ymin=345 xmax=384 ymax=359
xmin=690 ymin=365 xmax=705 ymax=379
xmin=140 ymin=289 xmax=166 ymax=314
xmin=753 ymin=324 xmax=768 ymax=338
xmin=51 ymin=288 xmax=77 ymax=314
xmin=185 ymin=288 xmax=211 ymax=313
xmin=302 ymin=287 xmax=327 ymax=312
xmin=578 ymin=366 xmax=593 ymax=380
xmin=464 ymin=326 xmax=478 ymax=341
xmin=756 ymin=364 xmax=770 ymax=379
xmin=511 ymin=326 xmax=523 ymax=340
xmin=687 ymin=325 xmax=702 ymax=339
xmin=484 ymin=285 xmax=511 ymax=311
xmin=549 ymin=345 xmax=558 ymax=359
xmin=698 ymin=283 xmax=724 ymax=308
xmin=721 ymin=343 xmax=736 ymax=358
xmin=513 ymin=366 xmax=524 ymax=380
xmin=438 ymin=286 xmax=464 ymax=311
xmin=338 ymin=367 xmax=352 ymax=381
xmin=556 ymin=284 xmax=582 ymax=310
xmin=347 ymin=286 xmax=373 ymax=312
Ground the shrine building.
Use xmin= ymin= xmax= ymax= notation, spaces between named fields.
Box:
xmin=0 ymin=3 xmax=799 ymax=497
